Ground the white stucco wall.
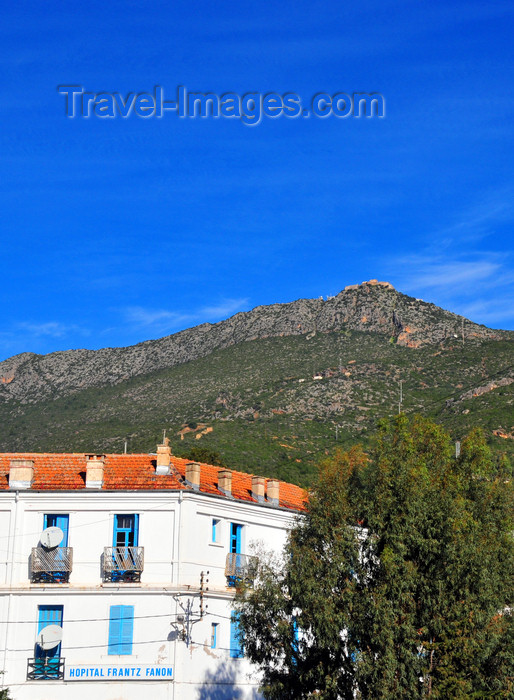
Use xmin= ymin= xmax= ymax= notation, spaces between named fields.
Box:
xmin=0 ymin=488 xmax=298 ymax=700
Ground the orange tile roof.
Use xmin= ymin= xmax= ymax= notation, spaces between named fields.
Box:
xmin=0 ymin=453 xmax=307 ymax=512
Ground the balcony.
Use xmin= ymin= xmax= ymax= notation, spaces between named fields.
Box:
xmin=30 ymin=547 xmax=73 ymax=583
xmin=225 ymin=553 xmax=258 ymax=587
xmin=27 ymin=657 xmax=65 ymax=680
xmin=102 ymin=546 xmax=144 ymax=582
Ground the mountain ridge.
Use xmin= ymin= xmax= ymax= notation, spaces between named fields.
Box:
xmin=0 ymin=280 xmax=506 ymax=405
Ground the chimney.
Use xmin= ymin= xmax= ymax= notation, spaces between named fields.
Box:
xmin=9 ymin=459 xmax=34 ymax=489
xmin=85 ymin=454 xmax=105 ymax=489
xmin=156 ymin=437 xmax=171 ymax=475
xmin=218 ymin=469 xmax=232 ymax=497
xmin=267 ymin=479 xmax=280 ymax=506
xmin=185 ymin=462 xmax=201 ymax=490
xmin=252 ymin=476 xmax=265 ymax=503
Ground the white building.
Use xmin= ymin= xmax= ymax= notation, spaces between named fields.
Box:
xmin=0 ymin=441 xmax=305 ymax=699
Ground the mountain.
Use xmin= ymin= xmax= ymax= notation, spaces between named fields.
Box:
xmin=1 ymin=280 xmax=512 ymax=485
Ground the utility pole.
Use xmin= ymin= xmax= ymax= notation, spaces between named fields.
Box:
xmin=199 ymin=570 xmax=209 ymax=618
xmin=173 ymin=572 xmax=208 ymax=648
xmin=398 ymin=380 xmax=403 ymax=414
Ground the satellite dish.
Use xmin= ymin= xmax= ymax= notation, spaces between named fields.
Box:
xmin=40 ymin=526 xmax=64 ymax=549
xmin=37 ymin=625 xmax=63 ymax=650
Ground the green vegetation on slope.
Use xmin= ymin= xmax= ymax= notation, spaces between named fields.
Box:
xmin=0 ymin=330 xmax=512 ymax=486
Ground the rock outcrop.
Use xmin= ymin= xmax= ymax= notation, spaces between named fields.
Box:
xmin=0 ymin=282 xmax=505 ymax=404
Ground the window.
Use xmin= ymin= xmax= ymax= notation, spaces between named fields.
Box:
xmin=227 ymin=523 xmax=244 ymax=587
xmin=211 ymin=622 xmax=218 ymax=649
xmin=230 ymin=612 xmax=243 ymax=658
xmin=108 ymin=605 xmax=134 ymax=655
xmin=32 ymin=515 xmax=71 ymax=583
xmin=34 ymin=605 xmax=64 ymax=679
xmin=106 ymin=515 xmax=142 ymax=582
xmin=212 ymin=518 xmax=220 ymax=543
xmin=44 ymin=514 xmax=69 ymax=545
xmin=113 ymin=514 xmax=138 ymax=547
xmin=230 ymin=523 xmax=242 ymax=553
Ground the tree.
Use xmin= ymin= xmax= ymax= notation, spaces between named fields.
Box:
xmin=235 ymin=416 xmax=514 ymax=699
xmin=178 ymin=446 xmax=227 ymax=468
xmin=0 ymin=672 xmax=11 ymax=700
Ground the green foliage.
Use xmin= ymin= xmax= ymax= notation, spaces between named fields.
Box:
xmin=0 ymin=331 xmax=512 ymax=484
xmin=176 ymin=446 xmax=227 ymax=467
xmin=235 ymin=417 xmax=514 ymax=699
xmin=0 ymin=672 xmax=11 ymax=700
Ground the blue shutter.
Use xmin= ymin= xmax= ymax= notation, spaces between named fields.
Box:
xmin=230 ymin=612 xmax=243 ymax=658
xmin=108 ymin=605 xmax=134 ymax=655
xmin=120 ymin=606 xmax=134 ymax=655
xmin=133 ymin=515 xmax=139 ymax=547
xmin=212 ymin=519 xmax=218 ymax=543
xmin=108 ymin=606 xmax=122 ymax=654
xmin=38 ymin=605 xmax=63 ymax=631
xmin=44 ymin=514 xmax=69 ymax=546
xmin=230 ymin=523 xmax=242 ymax=553
xmin=37 ymin=605 xmax=63 ymax=660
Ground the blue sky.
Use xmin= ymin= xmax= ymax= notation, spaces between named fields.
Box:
xmin=1 ymin=0 xmax=513 ymax=361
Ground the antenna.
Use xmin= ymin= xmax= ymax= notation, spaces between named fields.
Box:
xmin=163 ymin=428 xmax=166 ymax=441
xmin=40 ymin=526 xmax=64 ymax=549
xmin=36 ymin=625 xmax=63 ymax=650
xmin=398 ymin=380 xmax=403 ymax=414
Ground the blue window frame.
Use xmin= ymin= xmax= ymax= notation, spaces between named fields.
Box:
xmin=211 ymin=622 xmax=218 ymax=649
xmin=113 ymin=514 xmax=138 ymax=547
xmin=212 ymin=518 xmax=220 ymax=543
xmin=44 ymin=514 xmax=69 ymax=546
xmin=230 ymin=523 xmax=242 ymax=553
xmin=228 ymin=523 xmax=244 ymax=587
xmin=108 ymin=605 xmax=134 ymax=655
xmin=230 ymin=612 xmax=243 ymax=658
xmin=35 ymin=605 xmax=63 ymax=678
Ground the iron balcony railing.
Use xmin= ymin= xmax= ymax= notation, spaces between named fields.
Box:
xmin=30 ymin=547 xmax=73 ymax=583
xmin=27 ymin=657 xmax=65 ymax=680
xmin=225 ymin=553 xmax=258 ymax=587
xmin=103 ymin=546 xmax=144 ymax=582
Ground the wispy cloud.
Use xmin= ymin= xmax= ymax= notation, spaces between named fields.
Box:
xmin=0 ymin=321 xmax=91 ymax=361
xmin=200 ymin=298 xmax=249 ymax=318
xmin=124 ymin=307 xmax=194 ymax=329
xmin=380 ymin=189 xmax=514 ymax=329
xmin=457 ymin=296 xmax=514 ymax=325
xmin=122 ymin=298 xmax=249 ymax=335
xmin=384 ymin=252 xmax=514 ymax=327
xmin=433 ymin=191 xmax=514 ymax=246
xmin=408 ymin=259 xmax=502 ymax=290
xmin=15 ymin=321 xmax=89 ymax=338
